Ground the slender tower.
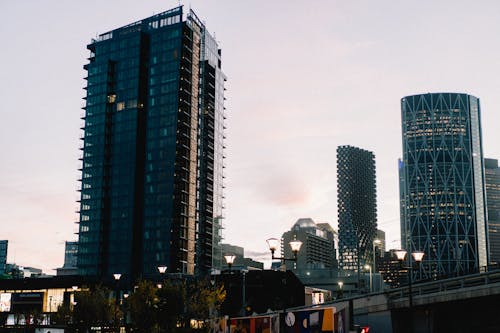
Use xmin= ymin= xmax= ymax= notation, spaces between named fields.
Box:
xmin=337 ymin=146 xmax=378 ymax=274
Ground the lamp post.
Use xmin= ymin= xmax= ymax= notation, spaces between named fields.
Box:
xmin=364 ymin=265 xmax=372 ymax=293
xmin=266 ymin=238 xmax=303 ymax=262
xmin=158 ymin=265 xmax=167 ymax=275
xmin=267 ymin=238 xmax=302 ymax=331
xmin=224 ymin=254 xmax=247 ymax=316
xmin=373 ymin=239 xmax=381 ymax=272
xmin=224 ymin=255 xmax=236 ymax=271
xmin=337 ymin=281 xmax=344 ymax=299
xmin=372 ymin=239 xmax=382 ymax=292
xmin=113 ymin=273 xmax=122 ymax=333
xmin=157 ymin=265 xmax=167 ymax=288
xmin=395 ymin=249 xmax=424 ymax=333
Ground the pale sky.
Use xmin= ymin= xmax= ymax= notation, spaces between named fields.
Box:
xmin=2 ymin=0 xmax=500 ymax=273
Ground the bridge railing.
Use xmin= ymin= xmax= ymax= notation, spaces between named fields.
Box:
xmin=386 ymin=268 xmax=500 ymax=301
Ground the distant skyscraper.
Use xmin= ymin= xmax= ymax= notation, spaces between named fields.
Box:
xmin=485 ymin=158 xmax=500 ymax=264
xmin=0 ymin=241 xmax=7 ymax=275
xmin=64 ymin=241 xmax=78 ymax=268
xmin=400 ymin=93 xmax=487 ymax=279
xmin=375 ymin=229 xmax=386 ymax=254
xmin=57 ymin=241 xmax=79 ymax=276
xmin=281 ymin=218 xmax=337 ymax=272
xmin=76 ymin=6 xmax=226 ymax=281
xmin=337 ymin=146 xmax=378 ymax=272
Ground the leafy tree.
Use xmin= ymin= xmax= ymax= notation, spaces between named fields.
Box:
xmin=157 ymin=279 xmax=185 ymax=332
xmin=73 ymin=285 xmax=120 ymax=332
xmin=126 ymin=277 xmax=226 ymax=333
xmin=127 ymin=280 xmax=159 ymax=333
xmin=183 ymin=278 xmax=226 ymax=332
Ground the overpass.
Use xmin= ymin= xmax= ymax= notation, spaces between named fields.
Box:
xmin=317 ymin=269 xmax=500 ymax=332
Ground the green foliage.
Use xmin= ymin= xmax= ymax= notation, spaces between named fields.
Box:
xmin=157 ymin=279 xmax=185 ymax=332
xmin=127 ymin=280 xmax=159 ymax=333
xmin=73 ymin=285 xmax=121 ymax=330
xmin=185 ymin=278 xmax=226 ymax=322
xmin=126 ymin=277 xmax=226 ymax=333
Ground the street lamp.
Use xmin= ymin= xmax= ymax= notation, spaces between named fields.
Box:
xmin=157 ymin=265 xmax=167 ymax=287
xmin=224 ymin=255 xmax=236 ymax=271
xmin=395 ymin=250 xmax=424 ymax=333
xmin=337 ymin=281 xmax=344 ymax=299
xmin=373 ymin=239 xmax=382 ymax=272
xmin=364 ymin=264 xmax=372 ymax=293
xmin=113 ymin=273 xmax=122 ymax=333
xmin=223 ymin=255 xmax=247 ymax=316
xmin=266 ymin=238 xmax=302 ymax=261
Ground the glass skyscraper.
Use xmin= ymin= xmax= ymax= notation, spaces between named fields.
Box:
xmin=337 ymin=146 xmax=378 ymax=273
xmin=400 ymin=93 xmax=487 ymax=280
xmin=484 ymin=158 xmax=500 ymax=264
xmin=76 ymin=6 xmax=226 ymax=281
xmin=0 ymin=240 xmax=7 ymax=275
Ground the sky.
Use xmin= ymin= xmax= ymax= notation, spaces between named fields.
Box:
xmin=2 ymin=0 xmax=500 ymax=273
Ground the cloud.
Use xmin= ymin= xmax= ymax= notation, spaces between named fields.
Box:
xmin=244 ymin=250 xmax=269 ymax=259
xmin=249 ymin=165 xmax=312 ymax=208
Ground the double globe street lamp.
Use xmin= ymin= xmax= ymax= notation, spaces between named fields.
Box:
xmin=394 ymin=249 xmax=425 ymax=333
xmin=266 ymin=238 xmax=303 ymax=262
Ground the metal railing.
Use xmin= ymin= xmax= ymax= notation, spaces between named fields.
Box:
xmin=387 ymin=267 xmax=500 ymax=301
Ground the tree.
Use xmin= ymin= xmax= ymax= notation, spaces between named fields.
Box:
xmin=73 ymin=285 xmax=120 ymax=333
xmin=127 ymin=280 xmax=159 ymax=333
xmin=157 ymin=279 xmax=185 ymax=332
xmin=183 ymin=278 xmax=226 ymax=332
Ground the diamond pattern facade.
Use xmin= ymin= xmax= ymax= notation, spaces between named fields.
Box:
xmin=400 ymin=93 xmax=487 ymax=280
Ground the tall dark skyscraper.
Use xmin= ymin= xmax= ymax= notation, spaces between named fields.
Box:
xmin=0 ymin=240 xmax=7 ymax=275
xmin=337 ymin=146 xmax=378 ymax=273
xmin=400 ymin=93 xmax=487 ymax=279
xmin=485 ymin=158 xmax=500 ymax=264
xmin=77 ymin=6 xmax=226 ymax=281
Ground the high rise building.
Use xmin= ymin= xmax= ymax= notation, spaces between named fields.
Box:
xmin=76 ymin=6 xmax=226 ymax=281
xmin=485 ymin=158 xmax=500 ymax=264
xmin=377 ymin=249 xmax=408 ymax=288
xmin=400 ymin=93 xmax=487 ymax=279
xmin=281 ymin=218 xmax=337 ymax=273
xmin=337 ymin=146 xmax=378 ymax=273
xmin=57 ymin=241 xmax=79 ymax=276
xmin=375 ymin=229 xmax=386 ymax=254
xmin=0 ymin=241 xmax=7 ymax=275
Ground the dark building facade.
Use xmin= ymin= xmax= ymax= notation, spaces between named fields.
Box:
xmin=77 ymin=6 xmax=226 ymax=281
xmin=218 ymin=270 xmax=304 ymax=317
xmin=337 ymin=146 xmax=378 ymax=273
xmin=485 ymin=158 xmax=500 ymax=264
xmin=57 ymin=241 xmax=79 ymax=276
xmin=377 ymin=249 xmax=408 ymax=288
xmin=400 ymin=93 xmax=487 ymax=280
xmin=0 ymin=240 xmax=7 ymax=275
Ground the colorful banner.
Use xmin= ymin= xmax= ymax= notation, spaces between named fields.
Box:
xmin=283 ymin=307 xmax=336 ymax=333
